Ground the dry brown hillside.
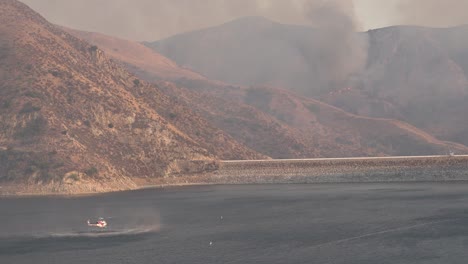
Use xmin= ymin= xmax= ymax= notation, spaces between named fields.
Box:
xmin=63 ymin=28 xmax=205 ymax=81
xmin=156 ymin=81 xmax=318 ymax=158
xmin=65 ymin=28 xmax=322 ymax=158
xmin=323 ymin=26 xmax=468 ymax=145
xmin=0 ymin=0 xmax=262 ymax=194
xmin=65 ymin=26 xmax=468 ymax=158
xmin=178 ymin=80 xmax=468 ymax=157
xmin=145 ymin=18 xmax=468 ymax=148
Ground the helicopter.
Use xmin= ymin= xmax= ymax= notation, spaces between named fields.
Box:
xmin=87 ymin=217 xmax=108 ymax=228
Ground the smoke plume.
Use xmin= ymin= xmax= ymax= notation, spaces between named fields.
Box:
xmin=396 ymin=0 xmax=468 ymax=28
xmin=19 ymin=0 xmax=468 ymax=41
xmin=20 ymin=0 xmax=312 ymax=41
xmin=304 ymin=0 xmax=368 ymax=91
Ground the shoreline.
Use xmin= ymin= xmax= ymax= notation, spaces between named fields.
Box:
xmin=4 ymin=180 xmax=468 ymax=198
xmin=2 ymin=155 xmax=468 ymax=197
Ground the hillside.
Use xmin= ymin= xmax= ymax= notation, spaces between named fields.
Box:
xmin=325 ymin=25 xmax=468 ymax=144
xmin=65 ymin=27 xmax=323 ymax=158
xmin=146 ymin=17 xmax=468 ymax=147
xmin=0 ymin=0 xmax=262 ymax=194
xmin=140 ymin=79 xmax=468 ymax=158
xmin=178 ymin=80 xmax=468 ymax=157
xmin=144 ymin=17 xmax=323 ymax=95
xmin=63 ymin=27 xmax=206 ymax=81
xmin=66 ymin=26 xmax=468 ymax=158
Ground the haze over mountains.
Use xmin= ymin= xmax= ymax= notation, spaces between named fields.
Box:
xmin=2 ymin=0 xmax=468 ymax=193
xmin=69 ymin=20 xmax=468 ymax=158
xmin=145 ymin=17 xmax=468 ymax=147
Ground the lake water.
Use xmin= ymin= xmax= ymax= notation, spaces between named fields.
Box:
xmin=2 ymin=183 xmax=468 ymax=263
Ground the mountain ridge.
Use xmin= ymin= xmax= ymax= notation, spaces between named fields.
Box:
xmin=65 ymin=24 xmax=468 ymax=158
xmin=145 ymin=16 xmax=468 ymax=148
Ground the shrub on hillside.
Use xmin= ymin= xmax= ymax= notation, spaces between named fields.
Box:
xmin=15 ymin=116 xmax=47 ymax=139
xmin=19 ymin=102 xmax=41 ymax=114
xmin=84 ymin=167 xmax=98 ymax=176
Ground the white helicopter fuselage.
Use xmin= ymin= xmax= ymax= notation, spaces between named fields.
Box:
xmin=87 ymin=219 xmax=107 ymax=228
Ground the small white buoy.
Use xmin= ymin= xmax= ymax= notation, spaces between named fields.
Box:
xmin=220 ymin=216 xmax=223 ymax=220
xmin=209 ymin=241 xmax=213 ymax=246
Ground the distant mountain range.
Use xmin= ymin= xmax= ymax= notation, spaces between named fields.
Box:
xmin=68 ymin=21 xmax=468 ymax=159
xmin=144 ymin=17 xmax=468 ymax=147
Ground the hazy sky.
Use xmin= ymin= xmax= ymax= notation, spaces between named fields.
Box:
xmin=20 ymin=0 xmax=468 ymax=41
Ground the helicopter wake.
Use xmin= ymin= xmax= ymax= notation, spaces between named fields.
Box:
xmin=0 ymin=224 xmax=160 ymax=241
xmin=39 ymin=225 xmax=160 ymax=238
xmin=0 ymin=225 xmax=160 ymax=256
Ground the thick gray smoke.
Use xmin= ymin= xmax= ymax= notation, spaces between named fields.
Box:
xmin=396 ymin=0 xmax=468 ymax=28
xmin=20 ymin=0 xmax=312 ymax=41
xmin=19 ymin=0 xmax=468 ymax=41
xmin=304 ymin=0 xmax=368 ymax=91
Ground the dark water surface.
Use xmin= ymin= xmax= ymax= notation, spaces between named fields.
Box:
xmin=2 ymin=183 xmax=468 ymax=263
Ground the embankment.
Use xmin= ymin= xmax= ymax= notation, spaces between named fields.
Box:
xmin=213 ymin=156 xmax=468 ymax=184
xmin=3 ymin=156 xmax=468 ymax=196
